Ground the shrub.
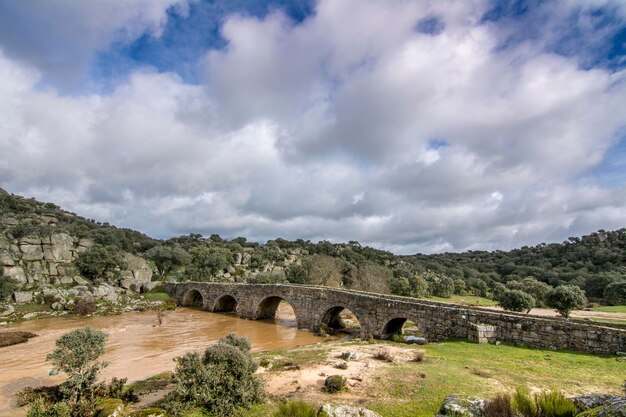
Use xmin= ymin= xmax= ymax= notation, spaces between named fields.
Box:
xmin=391 ymin=334 xmax=406 ymax=343
xmin=603 ymin=281 xmax=626 ymax=306
xmin=323 ymin=375 xmax=347 ymax=393
xmin=513 ymin=387 xmax=537 ymax=417
xmin=334 ymin=362 xmax=348 ymax=370
xmin=0 ymin=276 xmax=14 ymax=301
xmin=163 ymin=334 xmax=264 ymax=417
xmin=46 ymin=327 xmax=108 ymax=401
xmin=273 ymin=400 xmax=318 ymax=417
xmin=412 ymin=351 xmax=425 ymax=362
xmin=535 ymin=390 xmax=575 ymax=417
xmin=499 ymin=290 xmax=536 ymax=313
xmin=72 ymin=298 xmax=96 ymax=316
xmin=483 ymin=393 xmax=514 ymax=417
xmin=75 ymin=245 xmax=126 ymax=281
xmin=27 ymin=398 xmax=71 ymax=417
xmin=372 ymin=347 xmax=394 ymax=362
xmin=219 ymin=332 xmax=251 ymax=353
xmin=546 ymin=285 xmax=587 ymax=318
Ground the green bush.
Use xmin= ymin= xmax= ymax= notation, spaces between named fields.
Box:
xmin=219 ymin=332 xmax=251 ymax=352
xmin=499 ymin=289 xmax=536 ymax=313
xmin=323 ymin=375 xmax=347 ymax=393
xmin=535 ymin=390 xmax=575 ymax=417
xmin=273 ymin=400 xmax=318 ymax=417
xmin=163 ymin=334 xmax=263 ymax=417
xmin=0 ymin=275 xmax=14 ymax=301
xmin=603 ymin=281 xmax=626 ymax=306
xmin=512 ymin=387 xmax=537 ymax=417
xmin=27 ymin=398 xmax=71 ymax=417
xmin=546 ymin=286 xmax=587 ymax=318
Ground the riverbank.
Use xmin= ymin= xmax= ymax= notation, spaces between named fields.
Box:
xmin=0 ymin=308 xmax=325 ymax=415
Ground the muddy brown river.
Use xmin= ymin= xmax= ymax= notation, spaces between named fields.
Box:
xmin=0 ymin=306 xmax=324 ymax=415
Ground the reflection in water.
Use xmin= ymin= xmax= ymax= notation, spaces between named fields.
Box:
xmin=0 ymin=305 xmax=323 ymax=414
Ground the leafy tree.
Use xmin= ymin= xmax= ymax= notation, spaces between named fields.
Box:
xmin=285 ymin=265 xmax=307 ymax=284
xmin=390 ymin=276 xmax=412 ymax=297
xmin=46 ymin=327 xmax=108 ymax=401
xmin=603 ymin=281 xmax=626 ymax=306
xmin=250 ymin=270 xmax=287 ymax=284
xmin=428 ymin=273 xmax=455 ymax=298
xmin=499 ymin=290 xmax=535 ymax=313
xmin=164 ymin=334 xmax=263 ymax=416
xmin=75 ymin=245 xmax=126 ymax=281
xmin=409 ymin=274 xmax=430 ymax=297
xmin=546 ymin=285 xmax=587 ymax=318
xmin=146 ymin=244 xmax=191 ymax=279
xmin=188 ymin=246 xmax=232 ymax=280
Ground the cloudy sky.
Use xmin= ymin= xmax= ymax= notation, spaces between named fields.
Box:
xmin=0 ymin=0 xmax=625 ymax=254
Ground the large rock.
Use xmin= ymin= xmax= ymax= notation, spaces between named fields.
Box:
xmin=577 ymin=398 xmax=626 ymax=417
xmin=13 ymin=291 xmax=33 ymax=304
xmin=143 ymin=281 xmax=162 ymax=293
xmin=0 ymin=250 xmax=15 ymax=266
xmin=92 ymin=284 xmax=118 ymax=302
xmin=124 ymin=253 xmax=152 ymax=285
xmin=436 ymin=395 xmax=486 ymax=417
xmin=573 ymin=394 xmax=625 ymax=411
xmin=0 ymin=304 xmax=14 ymax=317
xmin=50 ymin=233 xmax=74 ymax=262
xmin=19 ymin=243 xmax=44 ymax=261
xmin=318 ymin=404 xmax=382 ymax=417
xmin=3 ymin=266 xmax=27 ymax=285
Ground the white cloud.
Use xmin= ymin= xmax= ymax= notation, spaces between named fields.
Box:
xmin=0 ymin=0 xmax=625 ymax=254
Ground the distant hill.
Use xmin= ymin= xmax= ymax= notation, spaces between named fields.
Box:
xmin=1 ymin=187 xmax=624 ymax=309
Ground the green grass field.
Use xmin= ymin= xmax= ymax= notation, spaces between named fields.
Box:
xmin=425 ymin=294 xmax=499 ymax=307
xmin=592 ymin=305 xmax=626 ymax=313
xmin=242 ymin=339 xmax=625 ymax=417
xmin=142 ymin=292 xmax=172 ymax=302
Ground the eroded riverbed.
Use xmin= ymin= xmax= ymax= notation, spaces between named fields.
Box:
xmin=0 ymin=306 xmax=324 ymax=414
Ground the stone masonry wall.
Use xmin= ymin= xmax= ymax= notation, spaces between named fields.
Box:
xmin=164 ymin=282 xmax=626 ymax=355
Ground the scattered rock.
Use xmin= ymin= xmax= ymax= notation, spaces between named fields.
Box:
xmin=73 ymin=276 xmax=90 ymax=286
xmin=572 ymin=394 xmax=625 ymax=411
xmin=13 ymin=291 xmax=33 ymax=304
xmin=0 ymin=304 xmax=14 ymax=317
xmin=340 ymin=351 xmax=358 ymax=360
xmin=405 ymin=336 xmax=428 ymax=345
xmin=318 ymin=404 xmax=382 ymax=417
xmin=436 ymin=395 xmax=486 ymax=417
xmin=143 ymin=281 xmax=162 ymax=293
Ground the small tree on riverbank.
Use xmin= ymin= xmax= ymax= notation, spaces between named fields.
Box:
xmin=47 ymin=327 xmax=108 ymax=402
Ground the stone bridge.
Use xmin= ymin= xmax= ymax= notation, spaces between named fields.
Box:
xmin=163 ymin=282 xmax=626 ymax=355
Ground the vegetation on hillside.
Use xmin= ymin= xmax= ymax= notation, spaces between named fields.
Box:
xmin=1 ymin=188 xmax=625 ymax=312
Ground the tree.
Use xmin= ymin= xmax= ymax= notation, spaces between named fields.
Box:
xmin=428 ymin=273 xmax=455 ymax=298
xmin=164 ymin=333 xmax=263 ymax=417
xmin=46 ymin=327 xmax=108 ymax=401
xmin=499 ymin=290 xmax=535 ymax=313
xmin=546 ymin=285 xmax=587 ymax=318
xmin=188 ymin=246 xmax=232 ymax=280
xmin=603 ymin=281 xmax=626 ymax=306
xmin=75 ymin=245 xmax=126 ymax=281
xmin=146 ymin=244 xmax=191 ymax=279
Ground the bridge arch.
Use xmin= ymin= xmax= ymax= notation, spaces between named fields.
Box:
xmin=182 ymin=289 xmax=204 ymax=308
xmin=255 ymin=295 xmax=298 ymax=322
xmin=381 ymin=315 xmax=425 ymax=338
xmin=320 ymin=304 xmax=364 ymax=334
xmin=212 ymin=294 xmax=238 ymax=312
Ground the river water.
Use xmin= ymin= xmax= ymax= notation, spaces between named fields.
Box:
xmin=0 ymin=306 xmax=324 ymax=415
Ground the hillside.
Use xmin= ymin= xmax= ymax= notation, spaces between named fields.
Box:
xmin=1 ymin=187 xmax=625 ymax=322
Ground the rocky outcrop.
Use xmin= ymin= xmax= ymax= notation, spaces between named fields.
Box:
xmin=319 ymin=404 xmax=381 ymax=417
xmin=1 ymin=232 xmax=94 ymax=287
xmin=574 ymin=395 xmax=626 ymax=417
